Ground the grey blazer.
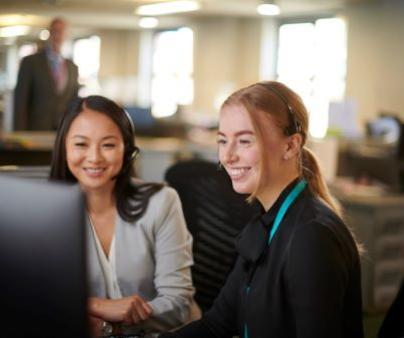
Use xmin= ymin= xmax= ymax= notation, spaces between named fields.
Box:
xmin=87 ymin=186 xmax=200 ymax=335
xmin=13 ymin=49 xmax=79 ymax=130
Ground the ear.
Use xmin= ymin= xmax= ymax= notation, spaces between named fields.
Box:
xmin=283 ymin=133 xmax=303 ymax=160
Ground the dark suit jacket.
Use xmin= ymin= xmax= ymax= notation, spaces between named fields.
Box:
xmin=13 ymin=49 xmax=79 ymax=130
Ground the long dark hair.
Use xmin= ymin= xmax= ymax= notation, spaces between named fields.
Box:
xmin=49 ymin=95 xmax=163 ymax=222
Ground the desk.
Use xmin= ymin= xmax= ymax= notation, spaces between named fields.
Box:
xmin=0 ymin=148 xmax=52 ymax=166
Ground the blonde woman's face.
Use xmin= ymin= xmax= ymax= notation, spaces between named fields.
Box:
xmin=218 ymin=104 xmax=290 ymax=198
xmin=217 ymin=104 xmax=261 ymax=195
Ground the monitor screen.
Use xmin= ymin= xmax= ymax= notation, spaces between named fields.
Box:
xmin=0 ymin=175 xmax=88 ymax=338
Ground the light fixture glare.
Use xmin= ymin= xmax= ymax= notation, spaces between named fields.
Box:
xmin=257 ymin=3 xmax=280 ymax=16
xmin=39 ymin=29 xmax=50 ymax=40
xmin=136 ymin=0 xmax=200 ymax=16
xmin=138 ymin=17 xmax=159 ymax=28
xmin=0 ymin=25 xmax=31 ymax=38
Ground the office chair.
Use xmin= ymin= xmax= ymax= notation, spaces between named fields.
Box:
xmin=165 ymin=159 xmax=258 ymax=312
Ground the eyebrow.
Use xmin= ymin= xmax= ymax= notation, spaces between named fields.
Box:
xmin=70 ymin=135 xmax=119 ymax=141
xmin=217 ymin=130 xmax=254 ymax=137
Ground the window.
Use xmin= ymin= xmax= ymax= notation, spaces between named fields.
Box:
xmin=151 ymin=27 xmax=194 ymax=118
xmin=18 ymin=43 xmax=37 ymax=60
xmin=277 ymin=17 xmax=347 ymax=138
xmin=72 ymin=35 xmax=101 ymax=96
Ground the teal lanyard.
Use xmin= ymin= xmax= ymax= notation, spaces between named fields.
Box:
xmin=244 ymin=179 xmax=307 ymax=338
xmin=268 ymin=179 xmax=307 ymax=245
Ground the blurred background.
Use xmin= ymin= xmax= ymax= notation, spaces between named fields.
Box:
xmin=1 ymin=1 xmax=404 ymax=336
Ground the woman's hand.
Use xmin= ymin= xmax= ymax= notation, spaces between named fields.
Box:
xmin=88 ymin=295 xmax=153 ymax=325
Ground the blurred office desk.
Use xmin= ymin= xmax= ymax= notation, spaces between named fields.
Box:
xmin=331 ymin=181 xmax=404 ymax=314
xmin=0 ymin=132 xmax=55 ymax=166
xmin=135 ymin=137 xmax=216 ymax=182
xmin=0 ymin=132 xmax=217 ymax=182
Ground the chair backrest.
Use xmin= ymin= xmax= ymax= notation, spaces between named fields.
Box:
xmin=165 ymin=159 xmax=258 ymax=312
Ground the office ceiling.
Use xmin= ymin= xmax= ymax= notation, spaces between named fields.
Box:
xmin=0 ymin=0 xmax=382 ymax=30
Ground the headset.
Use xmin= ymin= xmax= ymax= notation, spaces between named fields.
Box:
xmin=257 ymin=83 xmax=302 ymax=136
xmin=123 ymin=108 xmax=140 ymax=162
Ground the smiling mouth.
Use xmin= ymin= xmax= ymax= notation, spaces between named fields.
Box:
xmin=227 ymin=167 xmax=250 ymax=180
xmin=84 ymin=167 xmax=106 ymax=176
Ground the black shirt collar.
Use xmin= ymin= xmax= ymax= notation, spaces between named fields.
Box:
xmin=260 ymin=176 xmax=302 ymax=228
xmin=236 ymin=177 xmax=302 ymax=264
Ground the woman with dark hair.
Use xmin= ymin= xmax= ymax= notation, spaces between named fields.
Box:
xmin=160 ymin=81 xmax=364 ymax=338
xmin=50 ymin=95 xmax=200 ymax=337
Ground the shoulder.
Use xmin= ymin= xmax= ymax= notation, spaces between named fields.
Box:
xmin=130 ymin=179 xmax=181 ymax=219
xmin=132 ymin=184 xmax=187 ymax=235
xmin=295 ymin=193 xmax=345 ymax=234
xmin=289 ymin=193 xmax=358 ymax=252
xmin=20 ymin=51 xmax=44 ymax=65
xmin=287 ymin=200 xmax=359 ymax=269
xmin=148 ymin=185 xmax=179 ymax=208
xmin=65 ymin=58 xmax=78 ymax=69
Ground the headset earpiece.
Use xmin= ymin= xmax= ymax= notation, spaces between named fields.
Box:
xmin=131 ymin=146 xmax=140 ymax=161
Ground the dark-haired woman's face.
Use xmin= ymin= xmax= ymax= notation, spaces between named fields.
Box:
xmin=65 ymin=108 xmax=125 ymax=195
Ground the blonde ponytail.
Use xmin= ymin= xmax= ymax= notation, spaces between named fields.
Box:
xmin=301 ymin=147 xmax=364 ymax=254
xmin=301 ymin=147 xmax=342 ymax=217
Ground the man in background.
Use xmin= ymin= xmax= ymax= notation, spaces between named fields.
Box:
xmin=13 ymin=17 xmax=79 ymax=130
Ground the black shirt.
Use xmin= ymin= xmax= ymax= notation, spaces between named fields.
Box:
xmin=160 ymin=180 xmax=364 ymax=338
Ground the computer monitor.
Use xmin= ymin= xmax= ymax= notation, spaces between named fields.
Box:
xmin=0 ymin=175 xmax=88 ymax=338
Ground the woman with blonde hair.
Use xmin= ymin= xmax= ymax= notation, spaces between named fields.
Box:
xmin=160 ymin=81 xmax=363 ymax=338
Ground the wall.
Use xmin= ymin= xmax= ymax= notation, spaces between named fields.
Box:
xmin=190 ymin=17 xmax=261 ymax=119
xmin=98 ymin=29 xmax=140 ymax=77
xmin=346 ymin=1 xmax=404 ymax=124
xmin=97 ymin=29 xmax=140 ymax=106
xmin=94 ymin=18 xmax=262 ymax=116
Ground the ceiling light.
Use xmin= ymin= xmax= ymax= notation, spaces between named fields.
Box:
xmin=39 ymin=29 xmax=50 ymax=40
xmin=135 ymin=0 xmax=200 ymax=16
xmin=138 ymin=17 xmax=159 ymax=29
xmin=257 ymin=2 xmax=280 ymax=16
xmin=0 ymin=25 xmax=31 ymax=38
xmin=0 ymin=14 xmax=43 ymax=26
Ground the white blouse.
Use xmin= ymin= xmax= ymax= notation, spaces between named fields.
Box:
xmin=89 ymin=218 xmax=122 ymax=299
xmin=86 ymin=186 xmax=201 ymax=336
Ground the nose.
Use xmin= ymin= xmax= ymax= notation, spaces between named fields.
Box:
xmin=220 ymin=141 xmax=238 ymax=165
xmin=87 ymin=145 xmax=102 ymax=163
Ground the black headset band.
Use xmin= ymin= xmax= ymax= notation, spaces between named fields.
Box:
xmin=257 ymin=83 xmax=301 ymax=135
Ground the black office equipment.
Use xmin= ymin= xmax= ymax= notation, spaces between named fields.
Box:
xmin=338 ymin=114 xmax=404 ymax=192
xmin=165 ymin=159 xmax=258 ymax=312
xmin=378 ymin=280 xmax=404 ymax=338
xmin=0 ymin=175 xmax=88 ymax=338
